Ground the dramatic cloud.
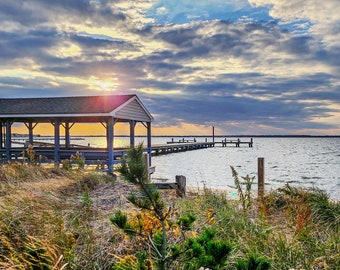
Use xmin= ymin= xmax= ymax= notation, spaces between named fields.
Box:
xmin=0 ymin=0 xmax=339 ymax=135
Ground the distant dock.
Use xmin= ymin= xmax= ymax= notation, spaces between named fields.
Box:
xmin=151 ymin=137 xmax=253 ymax=155
xmin=214 ymin=138 xmax=253 ymax=148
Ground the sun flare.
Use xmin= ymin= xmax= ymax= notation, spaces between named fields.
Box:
xmin=88 ymin=76 xmax=119 ymax=91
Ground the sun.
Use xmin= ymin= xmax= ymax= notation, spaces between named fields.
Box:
xmin=88 ymin=76 xmax=119 ymax=91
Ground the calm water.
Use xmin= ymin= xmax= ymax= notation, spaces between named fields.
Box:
xmin=79 ymin=136 xmax=340 ymax=200
xmin=13 ymin=136 xmax=340 ymax=200
xmin=150 ymin=137 xmax=340 ymax=200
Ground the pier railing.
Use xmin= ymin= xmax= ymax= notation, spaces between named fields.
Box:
xmin=214 ymin=138 xmax=253 ymax=147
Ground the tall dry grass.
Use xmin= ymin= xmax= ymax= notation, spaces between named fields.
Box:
xmin=177 ymin=184 xmax=340 ymax=269
xmin=0 ymin=163 xmax=116 ymax=269
xmin=1 ymin=162 xmax=339 ymax=269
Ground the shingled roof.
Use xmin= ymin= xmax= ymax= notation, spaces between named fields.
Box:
xmin=0 ymin=95 xmax=134 ymax=114
xmin=0 ymin=94 xmax=153 ymax=122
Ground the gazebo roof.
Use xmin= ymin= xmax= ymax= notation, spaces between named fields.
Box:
xmin=0 ymin=94 xmax=153 ymax=122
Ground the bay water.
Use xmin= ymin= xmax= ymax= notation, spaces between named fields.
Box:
xmin=81 ymin=136 xmax=340 ymax=200
xmin=14 ymin=136 xmax=340 ymax=200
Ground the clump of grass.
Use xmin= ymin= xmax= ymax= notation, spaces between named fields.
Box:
xmin=0 ymin=163 xmax=116 ymax=269
xmin=262 ymin=184 xmax=340 ymax=231
xmin=177 ymin=183 xmax=340 ymax=270
xmin=80 ymin=171 xmax=115 ymax=190
xmin=257 ymin=184 xmax=340 ymax=268
xmin=306 ymin=188 xmax=340 ymax=230
xmin=235 ymin=253 xmax=271 ymax=270
xmin=0 ymin=186 xmax=68 ymax=268
xmin=61 ymin=158 xmax=72 ymax=171
xmin=0 ymin=162 xmax=51 ymax=183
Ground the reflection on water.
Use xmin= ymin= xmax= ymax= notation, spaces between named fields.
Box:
xmin=72 ymin=136 xmax=146 ymax=148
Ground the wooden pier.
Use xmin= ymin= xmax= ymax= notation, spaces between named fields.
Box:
xmin=214 ymin=138 xmax=253 ymax=147
xmin=151 ymin=141 xmax=214 ymax=156
xmin=1 ymin=138 xmax=253 ymax=165
xmin=0 ymin=141 xmax=215 ymax=163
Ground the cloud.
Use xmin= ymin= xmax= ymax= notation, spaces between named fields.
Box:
xmin=249 ymin=0 xmax=340 ymax=47
xmin=0 ymin=0 xmax=339 ymax=135
xmin=249 ymin=0 xmax=340 ymax=23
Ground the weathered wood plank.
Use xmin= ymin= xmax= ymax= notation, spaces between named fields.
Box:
xmin=154 ymin=175 xmax=186 ymax=197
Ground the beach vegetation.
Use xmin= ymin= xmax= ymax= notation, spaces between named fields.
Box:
xmin=112 ymin=144 xmax=233 ymax=270
xmin=230 ymin=165 xmax=254 ymax=212
xmin=112 ymin=144 xmax=187 ymax=269
xmin=70 ymin=151 xmax=85 ymax=170
xmin=0 ymin=162 xmax=115 ymax=269
xmin=61 ymin=151 xmax=86 ymax=171
xmin=0 ymin=160 xmax=339 ymax=269
xmin=61 ymin=158 xmax=72 ymax=171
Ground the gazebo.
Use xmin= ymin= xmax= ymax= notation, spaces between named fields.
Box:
xmin=0 ymin=94 xmax=153 ymax=173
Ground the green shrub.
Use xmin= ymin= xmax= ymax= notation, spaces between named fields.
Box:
xmin=178 ymin=213 xmax=196 ymax=231
xmin=181 ymin=227 xmax=232 ymax=270
xmin=235 ymin=253 xmax=271 ymax=270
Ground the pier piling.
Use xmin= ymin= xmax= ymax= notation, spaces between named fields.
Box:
xmin=258 ymin=157 xmax=265 ymax=198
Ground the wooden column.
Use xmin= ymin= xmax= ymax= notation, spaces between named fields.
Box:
xmin=28 ymin=122 xmax=34 ymax=145
xmin=107 ymin=117 xmax=115 ymax=173
xmin=0 ymin=121 xmax=3 ymax=148
xmin=61 ymin=122 xmax=74 ymax=148
xmin=53 ymin=121 xmax=61 ymax=164
xmin=129 ymin=120 xmax=136 ymax=147
xmin=65 ymin=122 xmax=70 ymax=148
xmin=5 ymin=121 xmax=12 ymax=161
xmin=24 ymin=122 xmax=38 ymax=146
xmin=147 ymin=121 xmax=152 ymax=166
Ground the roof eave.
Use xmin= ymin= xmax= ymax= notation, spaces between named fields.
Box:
xmin=0 ymin=113 xmax=111 ymax=119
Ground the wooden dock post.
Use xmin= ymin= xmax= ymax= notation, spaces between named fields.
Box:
xmin=258 ymin=157 xmax=264 ymax=198
xmin=212 ymin=126 xmax=215 ymax=143
xmin=176 ymin=175 xmax=186 ymax=197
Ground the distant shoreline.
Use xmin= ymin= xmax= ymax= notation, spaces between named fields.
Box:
xmin=151 ymin=135 xmax=340 ymax=138
xmin=11 ymin=134 xmax=340 ymax=138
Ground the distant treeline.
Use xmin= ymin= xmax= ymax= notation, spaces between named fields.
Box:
xmin=10 ymin=133 xmax=340 ymax=138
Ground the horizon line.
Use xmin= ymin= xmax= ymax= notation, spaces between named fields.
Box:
xmin=11 ymin=133 xmax=340 ymax=138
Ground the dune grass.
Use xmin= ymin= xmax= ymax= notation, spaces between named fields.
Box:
xmin=178 ymin=185 xmax=340 ymax=270
xmin=0 ymin=162 xmax=339 ymax=269
xmin=0 ymin=163 xmax=116 ymax=269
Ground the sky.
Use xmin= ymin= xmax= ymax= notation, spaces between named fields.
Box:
xmin=1 ymin=0 xmax=340 ymax=136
